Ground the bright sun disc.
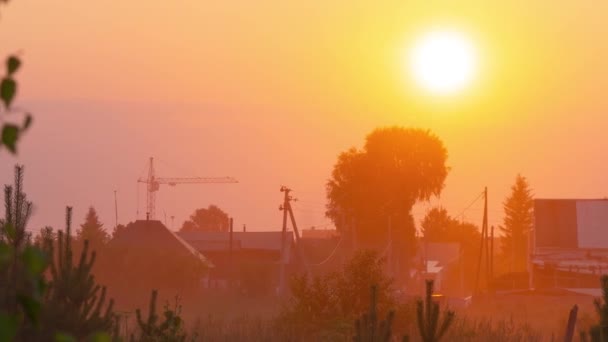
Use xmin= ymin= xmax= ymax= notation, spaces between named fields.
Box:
xmin=410 ymin=30 xmax=477 ymax=95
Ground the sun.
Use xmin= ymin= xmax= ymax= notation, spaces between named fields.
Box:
xmin=409 ymin=30 xmax=478 ymax=95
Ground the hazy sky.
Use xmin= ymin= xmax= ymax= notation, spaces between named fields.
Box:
xmin=1 ymin=1 xmax=608 ymax=234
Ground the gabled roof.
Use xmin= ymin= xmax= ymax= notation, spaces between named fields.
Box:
xmin=176 ymin=231 xmax=292 ymax=251
xmin=109 ymin=220 xmax=212 ymax=267
xmin=176 ymin=230 xmax=294 ymax=263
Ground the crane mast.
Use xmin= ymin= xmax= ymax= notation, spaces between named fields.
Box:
xmin=137 ymin=157 xmax=238 ymax=220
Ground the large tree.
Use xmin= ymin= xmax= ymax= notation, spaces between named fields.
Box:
xmin=180 ymin=205 xmax=230 ymax=232
xmin=499 ymin=174 xmax=534 ymax=273
xmin=326 ymin=127 xmax=448 ymax=260
xmin=76 ymin=207 xmax=109 ymax=250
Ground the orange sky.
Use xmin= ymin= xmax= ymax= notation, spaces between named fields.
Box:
xmin=1 ymin=1 xmax=608 ymax=233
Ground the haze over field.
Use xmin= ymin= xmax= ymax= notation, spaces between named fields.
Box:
xmin=1 ymin=1 xmax=608 ymax=233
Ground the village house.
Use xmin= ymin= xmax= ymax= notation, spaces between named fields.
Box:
xmin=530 ymin=199 xmax=608 ymax=295
xmin=176 ymin=230 xmax=297 ymax=295
xmin=102 ymin=220 xmax=212 ymax=301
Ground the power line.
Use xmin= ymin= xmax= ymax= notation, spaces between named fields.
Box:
xmin=454 ymin=191 xmax=485 ymax=221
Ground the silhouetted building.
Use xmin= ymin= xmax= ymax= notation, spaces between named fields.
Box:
xmin=531 ymin=199 xmax=608 ymax=290
xmin=101 ymin=220 xmax=212 ymax=303
xmin=176 ymin=231 xmax=296 ymax=295
xmin=414 ymin=242 xmax=461 ymax=293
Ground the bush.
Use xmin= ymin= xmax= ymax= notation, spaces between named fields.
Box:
xmin=278 ymin=249 xmax=395 ymax=339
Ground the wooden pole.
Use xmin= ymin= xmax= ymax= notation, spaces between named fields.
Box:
xmin=278 ymin=187 xmax=290 ymax=295
xmin=484 ymin=187 xmax=490 ymax=287
xmin=564 ymin=305 xmax=578 ymax=342
xmin=229 ymin=217 xmax=233 ymax=289
xmin=287 ymin=201 xmax=310 ymax=276
xmin=490 ymin=225 xmax=494 ymax=281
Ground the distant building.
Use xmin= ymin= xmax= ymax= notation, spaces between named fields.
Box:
xmin=414 ymin=242 xmax=461 ymax=294
xmin=531 ymin=199 xmax=608 ymax=289
xmin=176 ymin=230 xmax=296 ymax=294
xmin=101 ymin=220 xmax=212 ymax=300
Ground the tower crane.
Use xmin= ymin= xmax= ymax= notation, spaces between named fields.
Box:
xmin=137 ymin=157 xmax=238 ymax=220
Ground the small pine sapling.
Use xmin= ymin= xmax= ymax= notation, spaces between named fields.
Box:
xmin=416 ymin=280 xmax=455 ymax=342
xmin=131 ymin=290 xmax=192 ymax=342
xmin=353 ymin=285 xmax=408 ymax=342
xmin=41 ymin=206 xmax=115 ymax=339
xmin=584 ymin=275 xmax=608 ymax=342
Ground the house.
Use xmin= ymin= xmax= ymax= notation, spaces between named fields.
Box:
xmin=101 ymin=220 xmax=212 ymax=300
xmin=176 ymin=230 xmax=296 ymax=294
xmin=531 ymin=199 xmax=608 ymax=290
xmin=413 ymin=242 xmax=461 ymax=294
xmin=110 ymin=220 xmax=212 ymax=266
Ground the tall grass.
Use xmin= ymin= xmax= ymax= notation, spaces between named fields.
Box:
xmin=188 ymin=314 xmax=545 ymax=342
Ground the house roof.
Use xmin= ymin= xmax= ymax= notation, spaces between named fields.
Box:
xmin=176 ymin=231 xmax=294 ymax=263
xmin=109 ymin=220 xmax=213 ymax=267
xmin=176 ymin=231 xmax=292 ymax=251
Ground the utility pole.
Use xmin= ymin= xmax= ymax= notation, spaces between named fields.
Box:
xmin=475 ymin=187 xmax=490 ymax=294
xmin=387 ymin=215 xmax=393 ymax=278
xmin=484 ymin=188 xmax=490 ymax=286
xmin=229 ymin=217 xmax=233 ymax=290
xmin=170 ymin=215 xmax=175 ymax=230
xmin=278 ymin=187 xmax=290 ymax=296
xmin=277 ymin=186 xmax=310 ymax=296
xmin=114 ymin=190 xmax=118 ymax=230
xmin=490 ymin=225 xmax=495 ymax=281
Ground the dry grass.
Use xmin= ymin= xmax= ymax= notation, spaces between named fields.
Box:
xmin=118 ymin=289 xmax=599 ymax=341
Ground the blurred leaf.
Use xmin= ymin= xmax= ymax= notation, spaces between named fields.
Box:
xmin=0 ymin=313 xmax=17 ymax=342
xmin=34 ymin=277 xmax=48 ymax=298
xmin=23 ymin=114 xmax=32 ymax=130
xmin=89 ymin=332 xmax=111 ymax=342
xmin=1 ymin=124 xmax=19 ymax=153
xmin=22 ymin=246 xmax=47 ymax=275
xmin=0 ymin=243 xmax=11 ymax=266
xmin=6 ymin=56 xmax=20 ymax=75
xmin=4 ymin=222 xmax=16 ymax=240
xmin=17 ymin=294 xmax=41 ymax=325
xmin=0 ymin=77 xmax=16 ymax=108
xmin=54 ymin=333 xmax=77 ymax=342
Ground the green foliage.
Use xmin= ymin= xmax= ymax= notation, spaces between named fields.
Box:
xmin=0 ymin=166 xmax=48 ymax=340
xmin=131 ymin=290 xmax=193 ymax=342
xmin=353 ymin=286 xmax=405 ymax=342
xmin=279 ymin=250 xmax=395 ymax=339
xmin=416 ymin=280 xmax=455 ymax=342
xmin=0 ymin=54 xmax=32 ymax=155
xmin=76 ymin=206 xmax=110 ymax=250
xmin=445 ymin=317 xmax=542 ymax=342
xmin=34 ymin=226 xmax=55 ymax=248
xmin=41 ymin=207 xmax=116 ymax=340
xmin=499 ymin=174 xmax=534 ymax=272
xmin=583 ymin=275 xmax=608 ymax=342
xmin=6 ymin=55 xmax=20 ymax=75
xmin=326 ymin=127 xmax=448 ymax=262
xmin=111 ymin=224 xmax=126 ymax=240
xmin=0 ymin=313 xmax=18 ymax=341
xmin=180 ymin=205 xmax=230 ymax=232
xmin=421 ymin=207 xmax=480 ymax=291
xmin=1 ymin=123 xmax=18 ymax=153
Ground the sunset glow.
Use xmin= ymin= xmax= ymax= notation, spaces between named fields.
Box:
xmin=3 ymin=2 xmax=608 ymax=339
xmin=409 ymin=30 xmax=478 ymax=95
